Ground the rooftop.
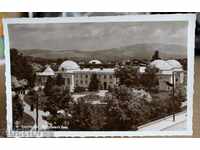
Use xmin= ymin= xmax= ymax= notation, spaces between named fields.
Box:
xmin=59 ymin=60 xmax=80 ymax=71
xmin=37 ymin=66 xmax=55 ymax=76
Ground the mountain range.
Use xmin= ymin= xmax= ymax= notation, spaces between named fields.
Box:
xmin=19 ymin=43 xmax=187 ymax=61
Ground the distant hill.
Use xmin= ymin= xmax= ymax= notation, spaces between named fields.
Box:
xmin=19 ymin=43 xmax=187 ymax=61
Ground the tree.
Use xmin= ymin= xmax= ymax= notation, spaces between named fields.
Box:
xmin=151 ymin=50 xmax=161 ymax=61
xmin=104 ymin=86 xmax=151 ymax=130
xmin=68 ymin=100 xmax=93 ymax=130
xmin=68 ymin=98 xmax=105 ymax=131
xmin=13 ymin=94 xmax=24 ymax=129
xmin=11 ymin=48 xmax=35 ymax=87
xmin=56 ymin=74 xmax=65 ymax=86
xmin=43 ymin=76 xmax=55 ymax=96
xmin=88 ymin=73 xmax=99 ymax=91
xmin=74 ymin=86 xmax=86 ymax=93
xmin=115 ymin=66 xmax=140 ymax=88
xmin=44 ymin=86 xmax=74 ymax=128
xmin=140 ymin=66 xmax=159 ymax=92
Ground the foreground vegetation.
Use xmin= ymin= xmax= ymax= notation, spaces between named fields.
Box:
xmin=11 ymin=49 xmax=185 ymax=131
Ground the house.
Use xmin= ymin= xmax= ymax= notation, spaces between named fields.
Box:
xmin=36 ymin=66 xmax=55 ymax=84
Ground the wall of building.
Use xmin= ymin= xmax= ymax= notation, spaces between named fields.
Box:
xmin=62 ymin=71 xmax=117 ymax=92
xmin=74 ymin=72 xmax=117 ymax=90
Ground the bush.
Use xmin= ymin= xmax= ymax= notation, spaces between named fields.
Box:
xmin=74 ymin=86 xmax=86 ymax=93
xmin=88 ymin=74 xmax=99 ymax=91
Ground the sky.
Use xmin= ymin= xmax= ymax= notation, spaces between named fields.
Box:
xmin=8 ymin=21 xmax=188 ymax=51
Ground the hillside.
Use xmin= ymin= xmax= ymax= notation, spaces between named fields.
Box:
xmin=19 ymin=43 xmax=187 ymax=61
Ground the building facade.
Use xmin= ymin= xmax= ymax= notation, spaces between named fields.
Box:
xmin=37 ymin=59 xmax=185 ymax=93
xmin=56 ymin=60 xmax=117 ymax=92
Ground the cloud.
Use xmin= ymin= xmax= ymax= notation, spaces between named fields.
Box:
xmin=8 ymin=21 xmax=188 ymax=51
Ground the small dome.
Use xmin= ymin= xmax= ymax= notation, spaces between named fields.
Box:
xmin=89 ymin=59 xmax=102 ymax=64
xmin=166 ymin=60 xmax=182 ymax=69
xmin=59 ymin=60 xmax=80 ymax=71
xmin=150 ymin=60 xmax=173 ymax=71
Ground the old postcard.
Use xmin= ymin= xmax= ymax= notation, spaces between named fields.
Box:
xmin=3 ymin=14 xmax=196 ymax=137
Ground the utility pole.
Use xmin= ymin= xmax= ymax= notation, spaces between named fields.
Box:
xmin=34 ymin=85 xmax=42 ymax=131
xmin=172 ymin=72 xmax=175 ymax=122
xmin=36 ymin=93 xmax=39 ymax=131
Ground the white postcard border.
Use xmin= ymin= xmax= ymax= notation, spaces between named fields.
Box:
xmin=3 ymin=14 xmax=196 ymax=137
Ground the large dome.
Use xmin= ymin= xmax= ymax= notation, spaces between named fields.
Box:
xmin=89 ymin=59 xmax=102 ymax=64
xmin=166 ymin=60 xmax=182 ymax=70
xmin=59 ymin=60 xmax=80 ymax=71
xmin=150 ymin=60 xmax=173 ymax=71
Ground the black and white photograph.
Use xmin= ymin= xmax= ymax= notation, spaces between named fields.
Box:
xmin=3 ymin=14 xmax=195 ymax=137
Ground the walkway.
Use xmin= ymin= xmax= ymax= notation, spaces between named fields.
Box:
xmin=138 ymin=111 xmax=187 ymax=131
xmin=19 ymin=93 xmax=49 ymax=130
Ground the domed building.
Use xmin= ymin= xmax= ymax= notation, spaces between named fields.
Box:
xmin=89 ymin=59 xmax=102 ymax=65
xmin=166 ymin=60 xmax=182 ymax=71
xmin=57 ymin=60 xmax=116 ymax=93
xmin=150 ymin=60 xmax=173 ymax=75
xmin=59 ymin=60 xmax=80 ymax=71
xmin=150 ymin=59 xmax=184 ymax=91
xmin=36 ymin=59 xmax=117 ymax=93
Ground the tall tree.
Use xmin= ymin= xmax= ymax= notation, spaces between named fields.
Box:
xmin=45 ymin=86 xmax=74 ymax=128
xmin=115 ymin=66 xmax=140 ymax=88
xmin=68 ymin=97 xmax=105 ymax=131
xmin=13 ymin=95 xmax=24 ymax=129
xmin=56 ymin=74 xmax=65 ymax=86
xmin=140 ymin=66 xmax=159 ymax=92
xmin=11 ymin=48 xmax=35 ymax=87
xmin=43 ymin=76 xmax=55 ymax=96
xmin=88 ymin=73 xmax=99 ymax=91
xmin=104 ymin=86 xmax=150 ymax=130
xmin=151 ymin=50 xmax=161 ymax=61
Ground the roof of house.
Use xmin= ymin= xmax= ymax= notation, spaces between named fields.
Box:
xmin=37 ymin=66 xmax=55 ymax=76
